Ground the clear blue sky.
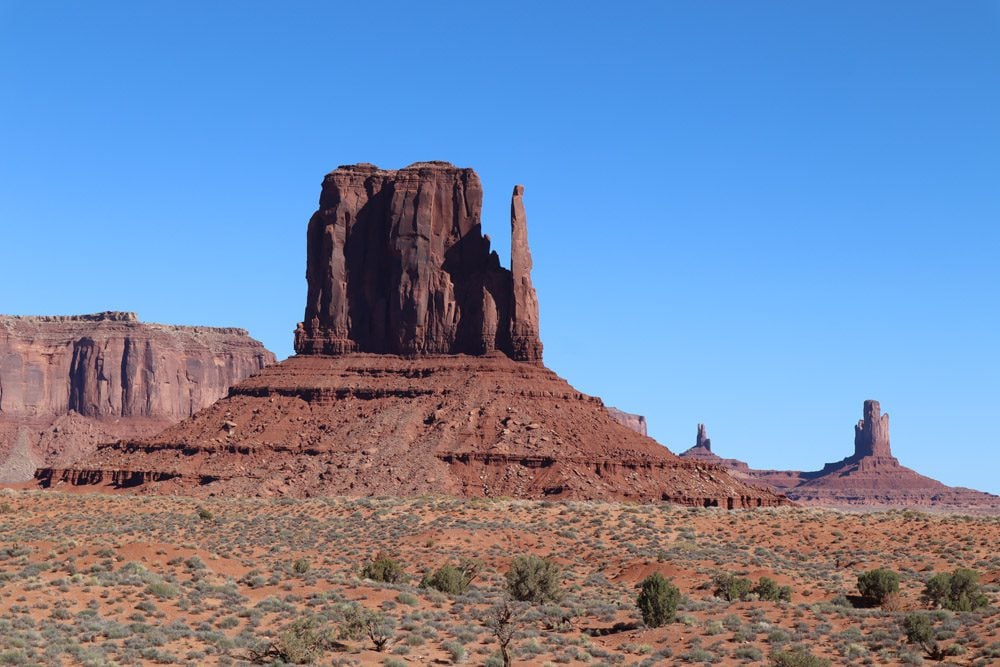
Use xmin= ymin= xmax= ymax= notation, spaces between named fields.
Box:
xmin=2 ymin=2 xmax=998 ymax=494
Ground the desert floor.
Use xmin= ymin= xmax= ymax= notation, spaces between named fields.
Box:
xmin=0 ymin=490 xmax=996 ymax=666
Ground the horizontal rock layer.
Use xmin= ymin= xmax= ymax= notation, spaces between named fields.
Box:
xmin=39 ymin=354 xmax=786 ymax=507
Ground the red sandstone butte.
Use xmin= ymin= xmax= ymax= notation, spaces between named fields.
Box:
xmin=38 ymin=162 xmax=784 ymax=508
xmin=0 ymin=312 xmax=274 ymax=481
xmin=682 ymin=401 xmax=999 ymax=511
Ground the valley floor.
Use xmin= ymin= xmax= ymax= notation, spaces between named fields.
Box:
xmin=0 ymin=491 xmax=997 ymax=666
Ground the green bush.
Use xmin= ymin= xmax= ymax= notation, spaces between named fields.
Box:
xmin=291 ymin=558 xmax=311 ymax=575
xmin=714 ymin=573 xmax=753 ymax=601
xmin=770 ymin=645 xmax=831 ymax=667
xmin=636 ymin=573 xmax=680 ymax=627
xmin=857 ymin=568 xmax=899 ymax=605
xmin=362 ymin=553 xmax=406 ymax=584
xmin=903 ymin=612 xmax=945 ymax=661
xmin=753 ymin=576 xmax=792 ymax=602
xmin=420 ymin=559 xmax=481 ymax=595
xmin=922 ymin=568 xmax=988 ymax=611
xmin=506 ymin=555 xmax=562 ymax=603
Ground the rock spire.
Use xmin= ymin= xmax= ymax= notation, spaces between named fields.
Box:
xmin=853 ymin=399 xmax=892 ymax=459
xmin=696 ymin=423 xmax=712 ymax=452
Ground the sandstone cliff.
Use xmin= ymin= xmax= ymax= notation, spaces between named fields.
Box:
xmin=294 ymin=162 xmax=543 ymax=362
xmin=0 ymin=312 xmax=274 ymax=480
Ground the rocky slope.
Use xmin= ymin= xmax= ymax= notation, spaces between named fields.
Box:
xmin=38 ymin=162 xmax=784 ymax=507
xmin=0 ymin=312 xmax=274 ymax=480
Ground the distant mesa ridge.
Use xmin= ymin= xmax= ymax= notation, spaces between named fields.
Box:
xmin=36 ymin=161 xmax=785 ymax=508
xmin=0 ymin=312 xmax=274 ymax=482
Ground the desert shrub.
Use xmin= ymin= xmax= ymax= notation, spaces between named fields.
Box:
xmin=922 ymin=569 xmax=988 ymax=611
xmin=857 ymin=568 xmax=899 ymax=605
xmin=903 ymin=612 xmax=945 ymax=661
xmin=753 ymin=576 xmax=792 ymax=602
xmin=291 ymin=558 xmax=310 ymax=575
xmin=636 ymin=573 xmax=680 ymax=627
xmin=714 ymin=573 xmax=753 ymax=602
xmin=362 ymin=553 xmax=406 ymax=584
xmin=336 ymin=604 xmax=395 ymax=651
xmin=443 ymin=640 xmax=466 ymax=664
xmin=770 ymin=645 xmax=831 ymax=667
xmin=420 ymin=559 xmax=481 ymax=595
xmin=251 ymin=616 xmax=334 ymax=664
xmin=505 ymin=555 xmax=562 ymax=603
xmin=735 ymin=645 xmax=763 ymax=660
xmin=196 ymin=506 xmax=214 ymax=521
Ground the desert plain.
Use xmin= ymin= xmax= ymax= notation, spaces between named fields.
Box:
xmin=0 ymin=489 xmax=996 ymax=666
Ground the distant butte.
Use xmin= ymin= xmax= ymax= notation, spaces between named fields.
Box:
xmin=679 ymin=424 xmax=751 ymax=473
xmin=36 ymin=162 xmax=785 ymax=508
xmin=678 ymin=400 xmax=999 ymax=511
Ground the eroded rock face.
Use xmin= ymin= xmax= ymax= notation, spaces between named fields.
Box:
xmin=294 ymin=162 xmax=542 ymax=362
xmin=0 ymin=312 xmax=274 ymax=479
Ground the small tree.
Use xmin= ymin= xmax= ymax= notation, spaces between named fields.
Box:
xmin=714 ymin=573 xmax=753 ymax=602
xmin=484 ymin=599 xmax=519 ymax=667
xmin=857 ymin=568 xmax=899 ymax=606
xmin=753 ymin=576 xmax=792 ymax=602
xmin=636 ymin=573 xmax=680 ymax=627
xmin=506 ymin=555 xmax=562 ymax=603
xmin=361 ymin=552 xmax=406 ymax=584
xmin=923 ymin=569 xmax=988 ymax=611
xmin=903 ymin=612 xmax=945 ymax=661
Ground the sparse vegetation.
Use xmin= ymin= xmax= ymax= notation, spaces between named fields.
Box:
xmin=0 ymin=491 xmax=996 ymax=666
